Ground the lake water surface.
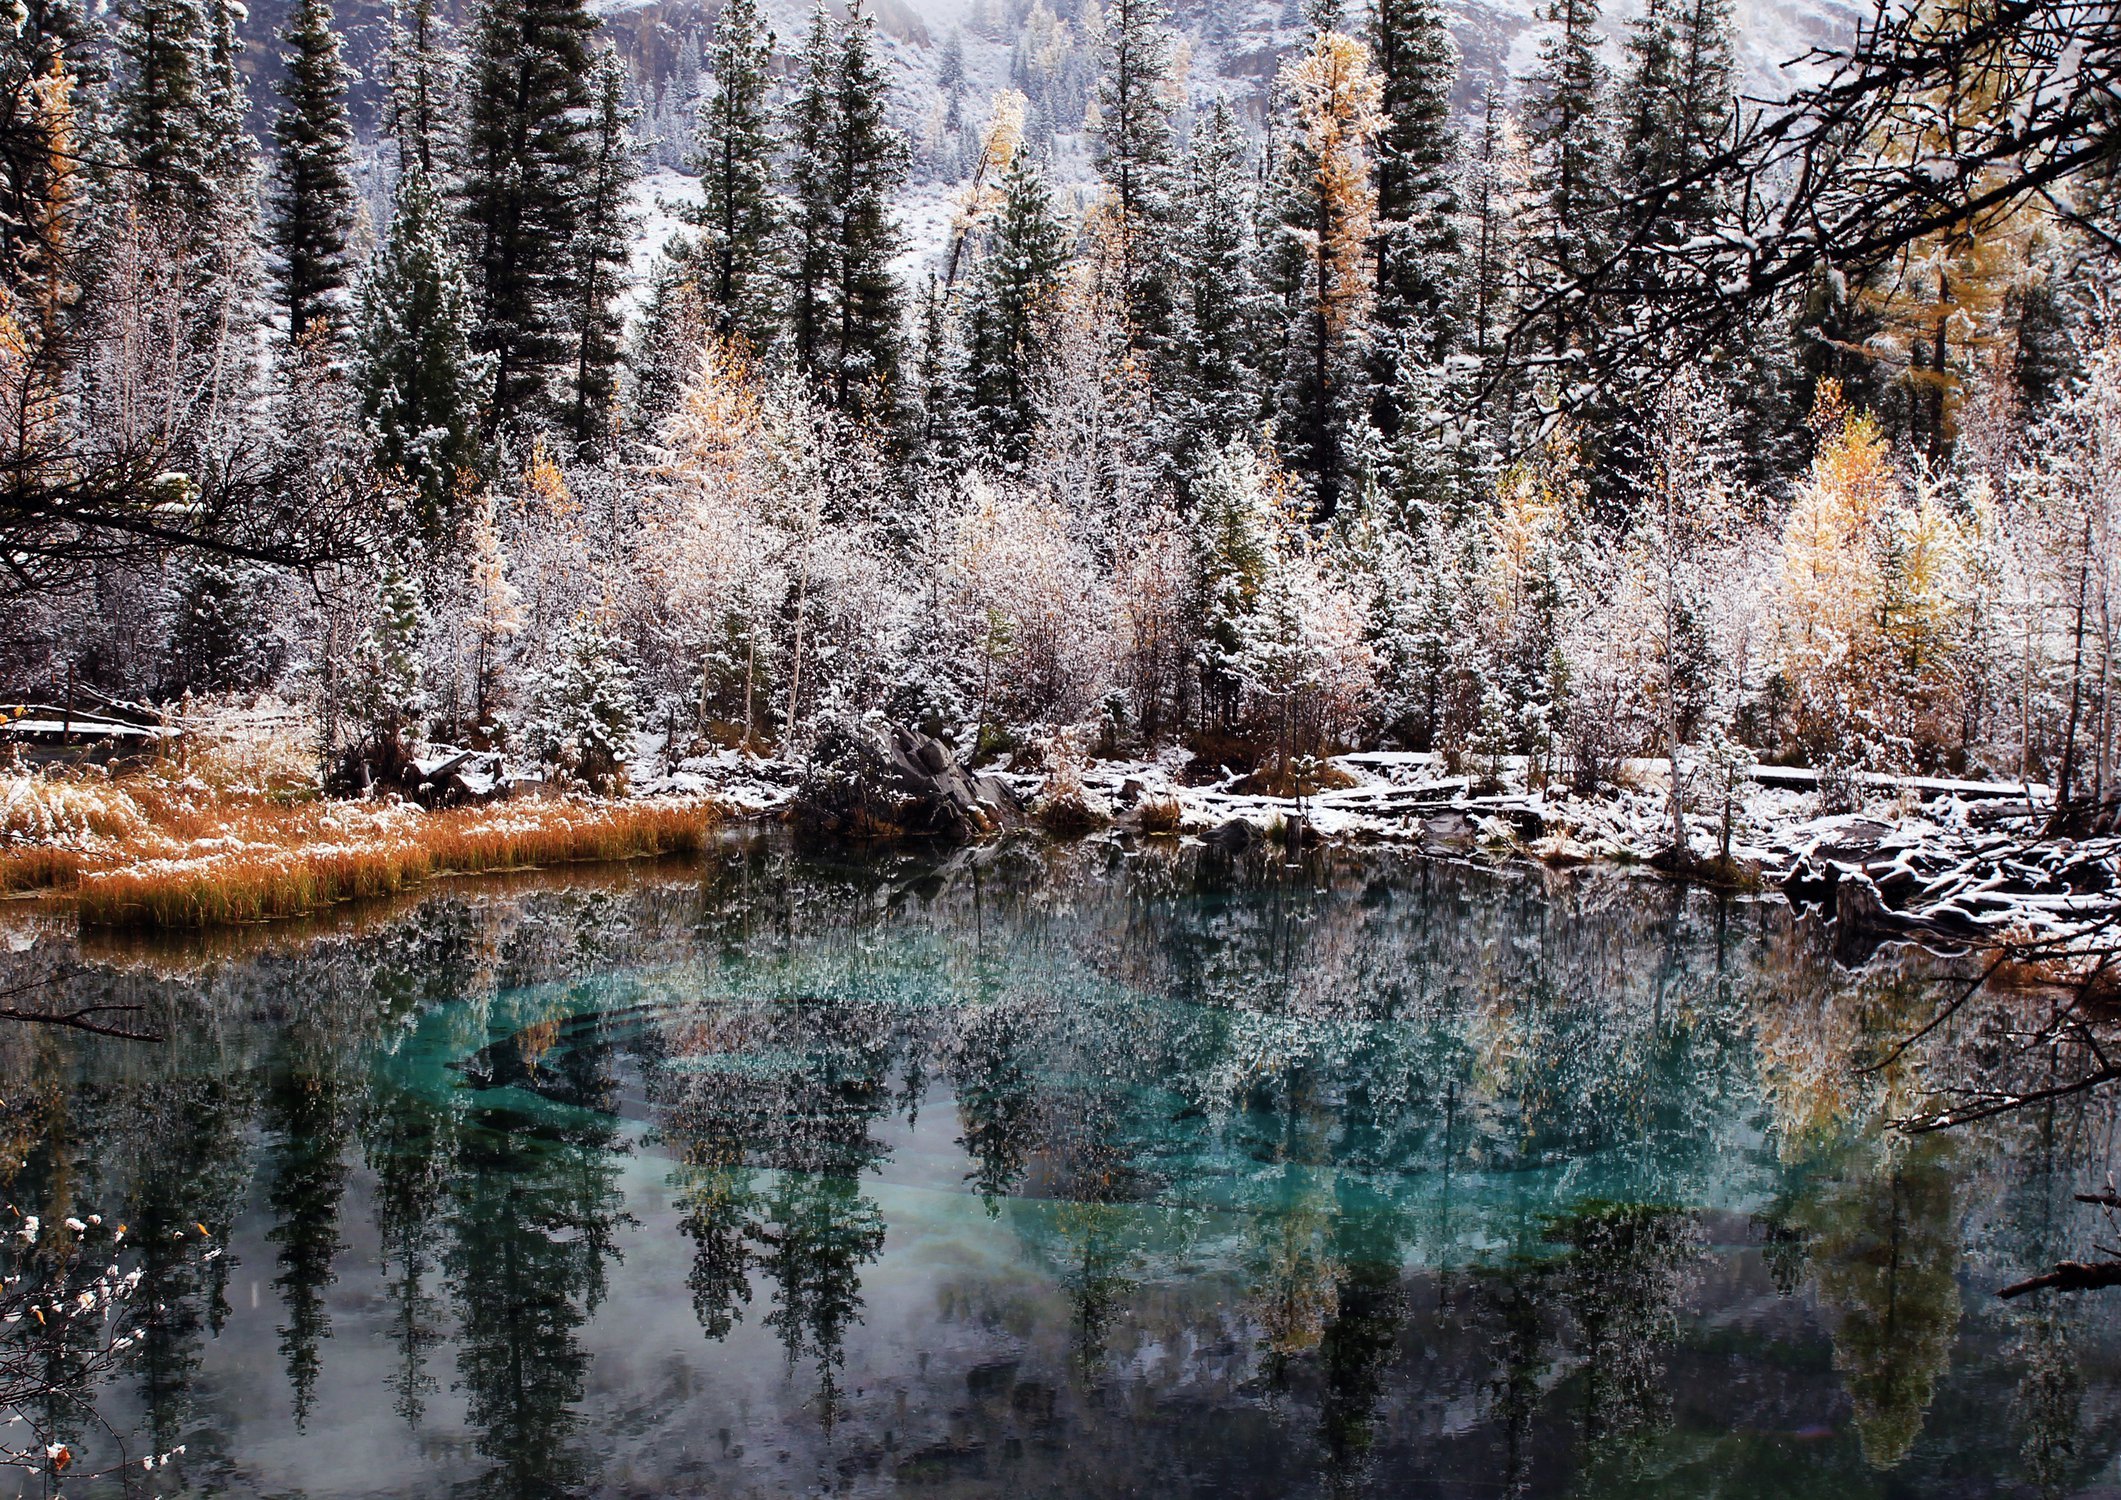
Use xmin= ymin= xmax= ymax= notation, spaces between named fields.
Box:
xmin=2 ymin=839 xmax=2116 ymax=1498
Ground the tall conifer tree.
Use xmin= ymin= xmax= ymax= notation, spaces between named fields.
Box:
xmin=270 ymin=0 xmax=357 ymax=343
xmin=1369 ymin=0 xmax=1461 ymax=439
xmin=358 ymin=165 xmax=490 ymax=540
xmin=200 ymin=0 xmax=256 ymax=202
xmin=1174 ymin=101 xmax=1259 ymax=468
xmin=0 ymin=0 xmax=96 ymax=300
xmin=384 ymin=0 xmax=456 ymax=178
xmin=111 ymin=0 xmax=211 ymax=211
xmin=1091 ymin=0 xmax=1177 ymax=352
xmin=783 ymin=0 xmax=907 ymax=422
xmin=690 ymin=0 xmax=778 ymax=348
xmin=459 ymin=0 xmax=597 ymax=430
xmin=1269 ymin=4 xmax=1384 ymax=519
xmin=1522 ymin=0 xmax=1613 ymax=364
xmin=564 ymin=48 xmax=637 ymax=447
xmin=964 ymin=155 xmax=1070 ymax=464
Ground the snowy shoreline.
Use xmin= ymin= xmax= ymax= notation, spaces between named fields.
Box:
xmin=638 ymin=743 xmax=2120 ymax=961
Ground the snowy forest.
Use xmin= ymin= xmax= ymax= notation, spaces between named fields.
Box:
xmin=0 ymin=0 xmax=2117 ymax=819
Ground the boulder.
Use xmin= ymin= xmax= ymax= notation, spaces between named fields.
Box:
xmin=792 ymin=719 xmax=1021 ymax=841
xmin=1201 ymin=818 xmax=1256 ymax=854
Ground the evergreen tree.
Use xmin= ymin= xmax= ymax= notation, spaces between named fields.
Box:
xmin=913 ymin=272 xmax=971 ymax=467
xmin=1090 ymin=0 xmax=1178 ymax=352
xmin=1521 ymin=0 xmax=1613 ymax=366
xmin=784 ymin=5 xmax=835 ymax=374
xmin=1463 ymin=81 xmax=1520 ymax=375
xmin=690 ymin=0 xmax=778 ymax=348
xmin=0 ymin=0 xmax=97 ymax=299
xmin=1368 ymin=0 xmax=1461 ymax=437
xmin=1268 ymin=8 xmax=1385 ymax=520
xmin=270 ymin=0 xmax=358 ymax=344
xmin=1614 ymin=0 xmax=1733 ymax=248
xmin=938 ymin=26 xmax=966 ymax=133
xmin=964 ymin=155 xmax=1071 ymax=465
xmin=459 ymin=0 xmax=598 ymax=430
xmin=199 ymin=0 xmax=256 ymax=202
xmin=383 ymin=0 xmax=456 ymax=178
xmin=527 ymin=611 xmax=636 ymax=790
xmin=357 ymin=165 xmax=491 ymax=540
xmin=627 ymin=239 xmax=708 ymax=437
xmin=349 ymin=550 xmax=428 ymax=767
xmin=0 ymin=0 xmax=93 ymax=422
xmin=564 ymin=47 xmax=637 ymax=447
xmin=783 ymin=0 xmax=908 ymax=422
xmin=110 ymin=0 xmax=211 ymax=211
xmin=1174 ymin=101 xmax=1260 ymax=468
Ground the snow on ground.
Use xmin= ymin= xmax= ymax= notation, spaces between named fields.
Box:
xmin=891 ymin=180 xmax=962 ymax=289
xmin=631 ymin=737 xmax=2118 ymax=960
xmin=621 ymin=169 xmax=705 ymax=325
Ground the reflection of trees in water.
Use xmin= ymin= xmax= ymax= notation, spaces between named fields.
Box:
xmin=655 ymin=995 xmax=896 ymax=1416
xmin=1461 ymin=1200 xmax=1702 ymax=1494
xmin=444 ymin=1011 xmax=630 ymax=1500
xmin=1477 ymin=1257 xmax=1557 ymax=1496
xmin=1550 ymin=1202 xmax=1701 ymax=1479
xmin=363 ymin=1068 xmax=458 ymax=1429
xmin=756 ymin=1173 xmax=885 ymax=1426
xmin=1797 ymin=1131 xmax=1963 ymax=1468
xmin=1315 ymin=1199 xmax=1409 ymax=1497
xmin=2013 ymin=1301 xmax=2084 ymax=1498
xmin=949 ymin=997 xmax=1044 ymax=1210
xmin=261 ymin=1028 xmax=355 ymax=1429
xmin=116 ymin=1078 xmax=253 ymax=1467
xmin=1 ymin=844 xmax=2119 ymax=1493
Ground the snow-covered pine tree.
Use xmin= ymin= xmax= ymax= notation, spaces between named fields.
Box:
xmin=110 ymin=0 xmax=212 ymax=213
xmin=0 ymin=0 xmax=96 ymax=307
xmin=1462 ymin=81 xmax=1522 ymax=381
xmin=1369 ymin=0 xmax=1461 ymax=382
xmin=938 ymin=26 xmax=966 ymax=133
xmin=199 ymin=0 xmax=256 ymax=205
xmin=347 ymin=549 xmax=429 ymax=780
xmin=526 ymin=610 xmax=636 ymax=791
xmin=1614 ymin=0 xmax=1733 ymax=252
xmin=1190 ymin=439 xmax=1280 ymax=731
xmin=628 ymin=241 xmax=708 ymax=438
xmin=1521 ymin=0 xmax=1614 ymax=370
xmin=964 ymin=155 xmax=1072 ymax=467
xmin=382 ymin=0 xmax=456 ymax=178
xmin=270 ymin=0 xmax=358 ymax=344
xmin=1090 ymin=0 xmax=1178 ymax=356
xmin=357 ymin=164 xmax=491 ymax=542
xmin=784 ymin=3 xmax=836 ymax=375
xmin=690 ymin=0 xmax=779 ymax=349
xmin=563 ymin=47 xmax=637 ymax=449
xmin=1173 ymin=101 xmax=1260 ymax=474
xmin=1268 ymin=4 xmax=1385 ymax=521
xmin=783 ymin=0 xmax=908 ymax=424
xmin=459 ymin=0 xmax=597 ymax=431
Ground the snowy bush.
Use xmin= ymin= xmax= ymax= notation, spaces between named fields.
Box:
xmin=524 ymin=614 xmax=637 ymax=793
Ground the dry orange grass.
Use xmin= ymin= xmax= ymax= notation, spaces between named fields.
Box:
xmin=0 ymin=787 xmax=719 ymax=928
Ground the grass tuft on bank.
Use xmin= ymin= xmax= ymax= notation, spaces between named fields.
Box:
xmin=0 ymin=770 xmax=720 ymax=928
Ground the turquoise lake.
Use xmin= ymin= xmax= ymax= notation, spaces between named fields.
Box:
xmin=0 ymin=839 xmax=2113 ymax=1497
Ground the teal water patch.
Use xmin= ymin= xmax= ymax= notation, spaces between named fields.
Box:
xmin=0 ymin=844 xmax=2111 ymax=1498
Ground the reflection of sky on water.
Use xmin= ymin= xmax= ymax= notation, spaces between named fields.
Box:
xmin=1 ymin=842 xmax=2116 ymax=1498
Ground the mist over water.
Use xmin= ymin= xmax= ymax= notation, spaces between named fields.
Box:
xmin=1 ymin=841 xmax=2115 ymax=1498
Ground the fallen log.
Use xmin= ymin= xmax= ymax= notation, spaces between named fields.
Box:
xmin=1998 ymin=1260 xmax=2121 ymax=1299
